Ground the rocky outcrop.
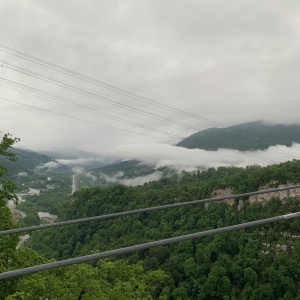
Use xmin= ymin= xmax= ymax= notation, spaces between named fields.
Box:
xmin=249 ymin=182 xmax=300 ymax=205
xmin=209 ymin=182 xmax=300 ymax=208
xmin=209 ymin=188 xmax=235 ymax=207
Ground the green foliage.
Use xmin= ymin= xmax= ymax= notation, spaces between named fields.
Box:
xmin=27 ymin=159 xmax=300 ymax=299
xmin=84 ymin=159 xmax=176 ymax=187
xmin=0 ymin=147 xmax=52 ymax=178
xmin=0 ymin=134 xmax=168 ymax=300
xmin=0 ymin=133 xmax=22 ymax=297
xmin=0 ymin=133 xmax=20 ymax=276
xmin=5 ymin=259 xmax=169 ymax=300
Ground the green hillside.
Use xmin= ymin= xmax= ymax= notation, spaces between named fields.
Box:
xmin=0 ymin=147 xmax=52 ymax=176
xmin=27 ymin=160 xmax=300 ymax=299
xmin=177 ymin=121 xmax=300 ymax=151
xmin=83 ymin=160 xmax=175 ymax=186
xmin=90 ymin=160 xmax=154 ymax=177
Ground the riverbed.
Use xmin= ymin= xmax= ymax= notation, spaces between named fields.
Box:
xmin=6 ymin=188 xmax=58 ymax=246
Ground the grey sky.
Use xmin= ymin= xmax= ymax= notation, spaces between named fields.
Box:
xmin=1 ymin=0 xmax=300 ymax=168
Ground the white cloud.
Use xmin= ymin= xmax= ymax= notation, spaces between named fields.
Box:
xmin=82 ymin=142 xmax=300 ymax=171
xmin=37 ymin=161 xmax=62 ymax=169
xmin=71 ymin=166 xmax=84 ymax=174
xmin=56 ymin=158 xmax=107 ymax=166
xmin=17 ymin=172 xmax=27 ymax=177
xmin=85 ymin=171 xmax=97 ymax=182
xmin=98 ymin=171 xmax=164 ymax=187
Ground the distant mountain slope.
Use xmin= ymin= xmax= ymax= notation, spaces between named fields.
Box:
xmin=0 ymin=147 xmax=52 ymax=176
xmin=177 ymin=121 xmax=300 ymax=151
xmin=90 ymin=160 xmax=153 ymax=176
xmin=85 ymin=160 xmax=176 ymax=186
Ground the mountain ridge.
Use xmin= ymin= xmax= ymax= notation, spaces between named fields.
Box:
xmin=177 ymin=121 xmax=300 ymax=151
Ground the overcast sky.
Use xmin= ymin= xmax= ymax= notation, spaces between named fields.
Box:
xmin=1 ymin=0 xmax=300 ymax=169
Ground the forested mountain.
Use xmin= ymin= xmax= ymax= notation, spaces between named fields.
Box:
xmin=177 ymin=121 xmax=300 ymax=151
xmin=0 ymin=147 xmax=53 ymax=176
xmin=85 ymin=160 xmax=175 ymax=186
xmin=0 ymin=136 xmax=168 ymax=299
xmin=4 ymin=134 xmax=300 ymax=298
xmin=27 ymin=160 xmax=300 ymax=299
xmin=90 ymin=160 xmax=154 ymax=177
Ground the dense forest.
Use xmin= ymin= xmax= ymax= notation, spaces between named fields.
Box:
xmin=3 ymin=132 xmax=300 ymax=298
xmin=0 ymin=147 xmax=53 ymax=177
xmin=0 ymin=134 xmax=169 ymax=299
xmin=177 ymin=121 xmax=300 ymax=151
xmin=26 ymin=160 xmax=300 ymax=299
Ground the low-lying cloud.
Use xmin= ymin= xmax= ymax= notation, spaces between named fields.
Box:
xmin=85 ymin=171 xmax=97 ymax=182
xmin=37 ymin=161 xmax=63 ymax=169
xmin=96 ymin=171 xmax=164 ymax=187
xmin=56 ymin=157 xmax=107 ymax=166
xmin=71 ymin=166 xmax=85 ymax=174
xmin=81 ymin=142 xmax=300 ymax=171
xmin=17 ymin=172 xmax=28 ymax=177
xmin=37 ymin=142 xmax=300 ymax=186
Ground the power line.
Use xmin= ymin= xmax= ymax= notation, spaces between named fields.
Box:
xmin=1 ymin=43 xmax=298 ymax=157
xmin=0 ymin=84 xmax=292 ymax=163
xmin=0 ymin=115 xmax=158 ymax=144
xmin=1 ymin=211 xmax=299 ymax=280
xmin=0 ymin=103 xmax=284 ymax=165
xmin=0 ymin=80 xmax=190 ymax=133
xmin=0 ymin=97 xmax=181 ymax=140
xmin=0 ymin=77 xmax=189 ymax=137
xmin=0 ymin=59 xmax=205 ymax=133
xmin=1 ymin=40 xmax=294 ymax=149
xmin=0 ymin=91 xmax=288 ymax=164
xmin=0 ymin=77 xmax=199 ymax=134
xmin=0 ymin=43 xmax=225 ymax=128
xmin=2 ymin=61 xmax=298 ymax=161
xmin=1 ymin=47 xmax=298 ymax=161
xmin=1 ymin=184 xmax=300 ymax=237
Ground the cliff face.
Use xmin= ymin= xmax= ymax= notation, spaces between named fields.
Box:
xmin=249 ymin=183 xmax=300 ymax=204
xmin=210 ymin=188 xmax=235 ymax=206
xmin=210 ymin=182 xmax=300 ymax=208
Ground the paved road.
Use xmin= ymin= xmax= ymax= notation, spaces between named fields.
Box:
xmin=72 ymin=174 xmax=80 ymax=194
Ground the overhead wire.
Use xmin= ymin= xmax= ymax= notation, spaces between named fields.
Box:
xmin=1 ymin=41 xmax=299 ymax=157
xmin=1 ymin=211 xmax=300 ymax=279
xmin=0 ymin=83 xmax=284 ymax=163
xmin=0 ymin=97 xmax=180 ymax=140
xmin=1 ymin=184 xmax=299 ymax=236
xmin=0 ymin=43 xmax=297 ymax=142
xmin=0 ymin=77 xmax=192 ymax=135
xmin=3 ymin=58 xmax=299 ymax=161
xmin=0 ymin=46 xmax=299 ymax=162
xmin=0 ymin=80 xmax=188 ymax=133
xmin=0 ymin=115 xmax=160 ymax=144
xmin=0 ymin=96 xmax=287 ymax=165
xmin=1 ymin=76 xmax=296 ymax=163
xmin=0 ymin=84 xmax=293 ymax=163
xmin=0 ymin=59 xmax=205 ymax=132
xmin=0 ymin=43 xmax=225 ymax=128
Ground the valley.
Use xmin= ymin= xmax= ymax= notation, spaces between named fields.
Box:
xmin=2 ymin=122 xmax=300 ymax=299
xmin=1 ymin=1 xmax=300 ymax=297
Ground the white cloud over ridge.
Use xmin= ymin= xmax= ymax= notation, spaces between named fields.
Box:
xmin=82 ymin=142 xmax=300 ymax=172
xmin=95 ymin=171 xmax=164 ymax=187
xmin=36 ymin=142 xmax=300 ymax=186
xmin=37 ymin=161 xmax=63 ymax=169
xmin=56 ymin=157 xmax=107 ymax=166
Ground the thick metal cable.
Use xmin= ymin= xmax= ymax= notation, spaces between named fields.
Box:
xmin=1 ymin=211 xmax=299 ymax=279
xmin=2 ymin=185 xmax=300 ymax=236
